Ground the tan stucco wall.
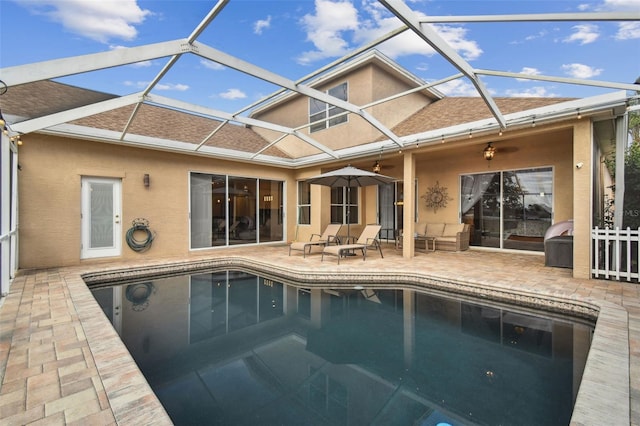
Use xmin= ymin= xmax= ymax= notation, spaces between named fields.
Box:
xmin=573 ymin=120 xmax=592 ymax=278
xmin=19 ymin=122 xmax=586 ymax=273
xmin=18 ymin=134 xmax=294 ymax=269
xmin=409 ymin=127 xmax=575 ymax=226
xmin=251 ymin=63 xmax=432 ymax=156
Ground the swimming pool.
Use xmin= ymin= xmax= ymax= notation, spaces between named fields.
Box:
xmin=91 ymin=269 xmax=593 ymax=425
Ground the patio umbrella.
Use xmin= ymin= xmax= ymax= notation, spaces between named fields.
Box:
xmin=306 ymin=165 xmax=395 ymax=241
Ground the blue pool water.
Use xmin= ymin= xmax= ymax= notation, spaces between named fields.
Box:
xmin=91 ymin=270 xmax=593 ymax=426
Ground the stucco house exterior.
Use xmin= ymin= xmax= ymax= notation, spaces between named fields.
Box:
xmin=0 ymin=47 xmax=633 ymax=289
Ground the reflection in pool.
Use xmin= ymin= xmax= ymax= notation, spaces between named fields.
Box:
xmin=91 ymin=270 xmax=593 ymax=426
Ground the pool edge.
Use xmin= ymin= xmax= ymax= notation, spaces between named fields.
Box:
xmin=78 ymin=256 xmax=630 ymax=425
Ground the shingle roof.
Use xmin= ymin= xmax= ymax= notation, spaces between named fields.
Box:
xmin=2 ymin=80 xmax=579 ymax=161
xmin=0 ymin=80 xmax=116 ymax=119
xmin=1 ymin=80 xmax=290 ymax=159
xmin=389 ymin=96 xmax=575 ymax=137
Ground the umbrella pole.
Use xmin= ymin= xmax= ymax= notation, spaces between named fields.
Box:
xmin=344 ymin=180 xmax=356 ymax=255
xmin=347 ymin=179 xmax=351 ymax=242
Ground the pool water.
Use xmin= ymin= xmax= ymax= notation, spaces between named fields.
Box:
xmin=91 ymin=270 xmax=593 ymax=426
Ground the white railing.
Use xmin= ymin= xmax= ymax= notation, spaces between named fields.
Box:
xmin=592 ymin=227 xmax=640 ymax=282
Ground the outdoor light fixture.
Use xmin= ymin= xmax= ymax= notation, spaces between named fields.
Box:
xmin=373 ymin=148 xmax=383 ymax=173
xmin=143 ymin=173 xmax=150 ymax=188
xmin=483 ymin=142 xmax=496 ymax=161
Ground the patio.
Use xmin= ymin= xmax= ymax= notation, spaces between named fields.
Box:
xmin=0 ymin=244 xmax=638 ymax=425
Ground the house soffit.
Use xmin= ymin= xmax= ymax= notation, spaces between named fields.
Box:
xmin=0 ymin=0 xmax=638 ymax=169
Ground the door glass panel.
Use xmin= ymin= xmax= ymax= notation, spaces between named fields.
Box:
xmin=190 ymin=173 xmax=218 ymax=248
xmin=378 ymin=183 xmax=395 ymax=241
xmin=228 ymin=177 xmax=256 ymax=245
xmin=503 ymin=168 xmax=552 ymax=251
xmin=259 ymin=180 xmax=283 ymax=242
xmin=90 ymin=182 xmax=114 ymax=248
xmin=461 ymin=172 xmax=500 ymax=248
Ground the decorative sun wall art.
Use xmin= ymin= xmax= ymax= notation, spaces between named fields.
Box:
xmin=422 ymin=181 xmax=452 ymax=212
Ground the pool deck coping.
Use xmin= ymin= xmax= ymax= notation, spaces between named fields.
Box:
xmin=0 ymin=245 xmax=638 ymax=425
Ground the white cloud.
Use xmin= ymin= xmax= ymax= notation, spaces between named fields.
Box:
xmin=602 ymin=0 xmax=640 ymax=9
xmin=616 ymin=22 xmax=640 ymax=40
xmin=15 ymin=0 xmax=151 ymax=43
xmin=297 ymin=0 xmax=482 ymax=65
xmin=123 ymin=81 xmax=188 ymax=91
xmin=156 ymin=83 xmax=189 ymax=91
xmin=504 ymin=87 xmax=559 ymax=98
xmin=561 ymin=63 xmax=603 ymax=79
xmin=123 ymin=80 xmax=147 ymax=89
xmin=297 ymin=0 xmax=359 ymax=65
xmin=516 ymin=67 xmax=542 ymax=82
xmin=525 ymin=30 xmax=549 ymax=42
xmin=520 ymin=67 xmax=542 ymax=76
xmin=219 ymin=89 xmax=247 ymax=100
xmin=254 ymin=15 xmax=272 ymax=35
xmin=563 ymin=24 xmax=600 ymax=44
xmin=200 ymin=59 xmax=225 ymax=71
xmin=434 ymin=79 xmax=479 ymax=96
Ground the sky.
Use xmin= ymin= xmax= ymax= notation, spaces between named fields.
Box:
xmin=1 ymin=0 xmax=639 ymax=115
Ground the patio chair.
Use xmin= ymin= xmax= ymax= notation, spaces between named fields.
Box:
xmin=321 ymin=224 xmax=383 ymax=264
xmin=289 ymin=224 xmax=342 ymax=257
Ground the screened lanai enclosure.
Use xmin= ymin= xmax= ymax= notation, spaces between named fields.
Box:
xmin=1 ymin=0 xmax=640 ymax=295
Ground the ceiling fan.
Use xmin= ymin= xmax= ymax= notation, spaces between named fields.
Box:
xmin=482 ymin=142 xmax=519 ymax=161
xmin=372 ymin=159 xmax=395 ymax=173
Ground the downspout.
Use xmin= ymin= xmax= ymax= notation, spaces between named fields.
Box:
xmin=613 ymin=114 xmax=628 ymax=228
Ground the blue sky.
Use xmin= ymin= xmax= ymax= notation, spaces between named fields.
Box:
xmin=1 ymin=0 xmax=639 ymax=113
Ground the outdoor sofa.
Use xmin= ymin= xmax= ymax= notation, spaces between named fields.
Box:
xmin=416 ymin=222 xmax=470 ymax=251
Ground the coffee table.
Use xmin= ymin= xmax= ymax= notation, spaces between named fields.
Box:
xmin=414 ymin=235 xmax=436 ymax=252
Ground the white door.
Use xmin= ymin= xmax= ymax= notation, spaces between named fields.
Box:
xmin=81 ymin=177 xmax=122 ymax=259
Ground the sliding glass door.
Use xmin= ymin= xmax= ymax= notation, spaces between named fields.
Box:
xmin=461 ymin=167 xmax=552 ymax=251
xmin=190 ymin=173 xmax=284 ymax=249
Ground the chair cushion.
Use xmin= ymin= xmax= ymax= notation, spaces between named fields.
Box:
xmin=425 ymin=223 xmax=445 ymax=237
xmin=442 ymin=223 xmax=464 ymax=237
xmin=290 ymin=240 xmax=325 ymax=250
xmin=416 ymin=222 xmax=428 ymax=235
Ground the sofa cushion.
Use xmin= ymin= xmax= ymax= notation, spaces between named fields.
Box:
xmin=415 ymin=222 xmax=428 ymax=235
xmin=425 ymin=223 xmax=445 ymax=237
xmin=435 ymin=236 xmax=456 ymax=242
xmin=442 ymin=223 xmax=464 ymax=237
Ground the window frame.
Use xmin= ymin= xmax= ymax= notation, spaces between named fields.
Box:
xmin=330 ymin=186 xmax=359 ymax=225
xmin=309 ymin=82 xmax=348 ymax=133
xmin=297 ymin=180 xmax=311 ymax=225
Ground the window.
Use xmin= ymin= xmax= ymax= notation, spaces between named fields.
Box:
xmin=460 ymin=167 xmax=553 ymax=251
xmin=298 ymin=181 xmax=311 ymax=225
xmin=330 ymin=187 xmax=358 ymax=224
xmin=309 ymin=82 xmax=348 ymax=133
